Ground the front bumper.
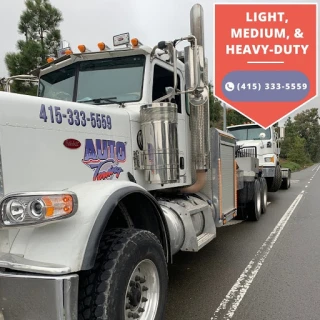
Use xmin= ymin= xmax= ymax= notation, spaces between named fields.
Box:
xmin=0 ymin=270 xmax=78 ymax=320
xmin=262 ymin=166 xmax=275 ymax=177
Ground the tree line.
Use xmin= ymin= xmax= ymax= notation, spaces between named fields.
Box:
xmin=2 ymin=0 xmax=320 ymax=169
xmin=4 ymin=0 xmax=62 ymax=94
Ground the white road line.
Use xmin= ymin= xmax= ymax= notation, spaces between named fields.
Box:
xmin=211 ymin=191 xmax=305 ymax=320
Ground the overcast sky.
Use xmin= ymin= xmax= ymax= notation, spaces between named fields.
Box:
xmin=0 ymin=0 xmax=318 ymax=125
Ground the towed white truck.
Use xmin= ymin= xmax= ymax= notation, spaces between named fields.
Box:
xmin=0 ymin=4 xmax=270 ymax=319
xmin=227 ymin=123 xmax=291 ymax=191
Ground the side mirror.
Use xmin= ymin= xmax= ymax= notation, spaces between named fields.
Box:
xmin=184 ymin=46 xmax=198 ymax=91
xmin=259 ymin=132 xmax=266 ymax=139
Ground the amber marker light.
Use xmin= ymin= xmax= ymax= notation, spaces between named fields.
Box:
xmin=78 ymin=44 xmax=86 ymax=53
xmin=98 ymin=42 xmax=106 ymax=50
xmin=131 ymin=38 xmax=139 ymax=47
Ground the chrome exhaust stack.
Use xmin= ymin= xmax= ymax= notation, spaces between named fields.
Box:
xmin=182 ymin=4 xmax=210 ymax=193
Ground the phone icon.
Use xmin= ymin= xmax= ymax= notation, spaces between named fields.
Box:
xmin=225 ymin=82 xmax=235 ymax=92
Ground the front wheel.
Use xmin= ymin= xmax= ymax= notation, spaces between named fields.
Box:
xmin=78 ymin=228 xmax=168 ymax=320
xmin=247 ymin=179 xmax=262 ymax=221
xmin=281 ymin=171 xmax=291 ymax=190
xmin=266 ymin=165 xmax=282 ymax=192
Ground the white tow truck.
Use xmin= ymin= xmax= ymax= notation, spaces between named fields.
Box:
xmin=0 ymin=4 xmax=271 ymax=319
xmin=227 ymin=123 xmax=291 ymax=191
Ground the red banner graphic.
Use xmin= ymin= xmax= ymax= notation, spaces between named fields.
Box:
xmin=214 ymin=3 xmax=317 ymax=128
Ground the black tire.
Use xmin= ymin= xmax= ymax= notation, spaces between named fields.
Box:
xmin=281 ymin=170 xmax=291 ymax=190
xmin=247 ymin=179 xmax=262 ymax=221
xmin=260 ymin=177 xmax=267 ymax=214
xmin=236 ymin=183 xmax=250 ymax=220
xmin=266 ymin=165 xmax=282 ymax=192
xmin=78 ymin=228 xmax=168 ymax=320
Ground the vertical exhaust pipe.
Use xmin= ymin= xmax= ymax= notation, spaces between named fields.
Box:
xmin=181 ymin=4 xmax=210 ymax=194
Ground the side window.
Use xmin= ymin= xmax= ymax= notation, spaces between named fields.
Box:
xmin=152 ymin=64 xmax=181 ymax=113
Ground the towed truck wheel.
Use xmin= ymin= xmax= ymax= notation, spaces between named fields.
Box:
xmin=281 ymin=170 xmax=291 ymax=190
xmin=266 ymin=165 xmax=282 ymax=192
xmin=247 ymin=179 xmax=262 ymax=221
xmin=78 ymin=228 xmax=168 ymax=320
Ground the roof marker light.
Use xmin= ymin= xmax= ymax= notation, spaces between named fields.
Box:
xmin=131 ymin=38 xmax=139 ymax=47
xmin=78 ymin=45 xmax=86 ymax=53
xmin=98 ymin=42 xmax=106 ymax=50
xmin=47 ymin=57 xmax=54 ymax=63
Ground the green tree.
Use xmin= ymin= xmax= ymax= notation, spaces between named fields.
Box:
xmin=286 ymin=136 xmax=309 ymax=165
xmin=280 ymin=110 xmax=319 ymax=165
xmin=5 ymin=0 xmax=63 ymax=95
xmin=292 ymin=108 xmax=320 ymax=162
xmin=226 ymin=108 xmax=250 ymax=126
xmin=207 ymin=85 xmax=251 ymax=129
xmin=209 ymin=83 xmax=223 ymax=129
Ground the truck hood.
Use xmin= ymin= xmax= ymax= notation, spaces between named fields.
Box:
xmin=0 ymin=92 xmax=133 ymax=195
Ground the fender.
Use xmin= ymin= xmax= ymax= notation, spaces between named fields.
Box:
xmin=6 ymin=180 xmax=170 ymax=274
xmin=80 ymin=182 xmax=171 ymax=270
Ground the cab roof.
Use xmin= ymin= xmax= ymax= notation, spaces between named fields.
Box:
xmin=31 ymin=45 xmax=185 ymax=78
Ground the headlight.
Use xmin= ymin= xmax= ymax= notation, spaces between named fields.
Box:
xmin=0 ymin=192 xmax=78 ymax=227
xmin=264 ymin=157 xmax=274 ymax=163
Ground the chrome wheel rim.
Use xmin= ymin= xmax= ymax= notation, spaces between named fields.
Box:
xmin=125 ymin=259 xmax=160 ymax=320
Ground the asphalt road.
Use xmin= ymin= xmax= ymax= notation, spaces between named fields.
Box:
xmin=165 ymin=164 xmax=320 ymax=320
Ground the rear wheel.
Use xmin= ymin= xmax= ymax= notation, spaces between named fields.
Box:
xmin=78 ymin=228 xmax=168 ymax=320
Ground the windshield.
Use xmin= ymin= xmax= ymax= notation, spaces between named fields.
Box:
xmin=38 ymin=55 xmax=146 ymax=104
xmin=228 ymin=125 xmax=271 ymax=140
xmin=38 ymin=65 xmax=75 ymax=101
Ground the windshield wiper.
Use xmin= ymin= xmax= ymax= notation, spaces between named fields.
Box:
xmin=78 ymin=97 xmax=118 ymax=104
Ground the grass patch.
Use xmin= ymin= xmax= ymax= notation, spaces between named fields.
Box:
xmin=280 ymin=159 xmax=314 ymax=172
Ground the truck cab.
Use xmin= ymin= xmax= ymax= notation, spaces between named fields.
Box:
xmin=34 ymin=42 xmax=192 ymax=191
xmin=227 ymin=123 xmax=291 ymax=191
xmin=227 ymin=123 xmax=279 ymax=166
